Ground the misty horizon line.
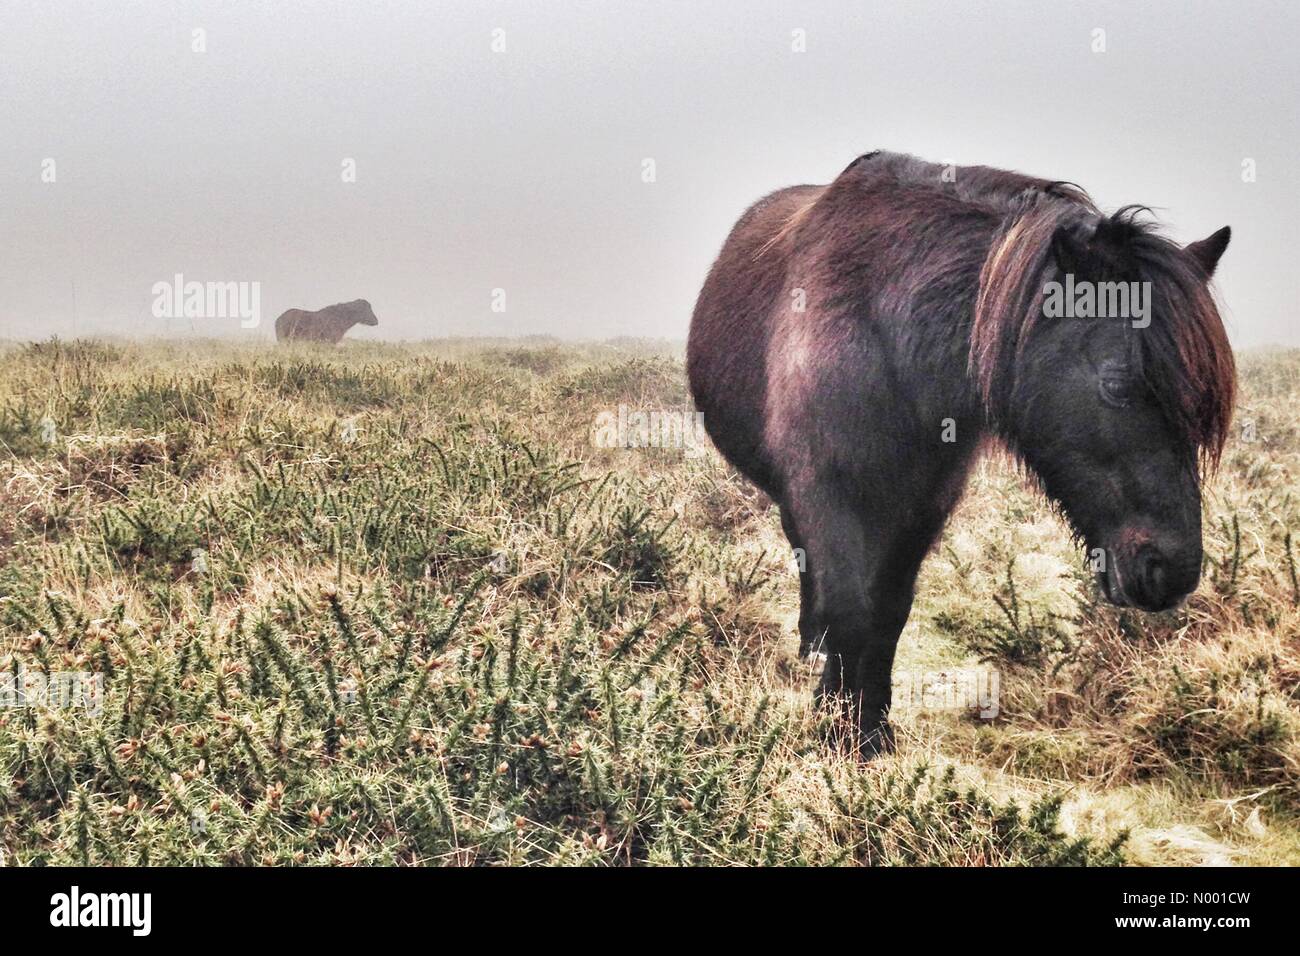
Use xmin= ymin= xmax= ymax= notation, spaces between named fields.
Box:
xmin=2 ymin=332 xmax=1297 ymax=355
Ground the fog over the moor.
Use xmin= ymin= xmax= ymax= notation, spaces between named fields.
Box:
xmin=0 ymin=0 xmax=1296 ymax=345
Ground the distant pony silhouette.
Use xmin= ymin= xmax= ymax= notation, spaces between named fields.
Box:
xmin=688 ymin=151 xmax=1234 ymax=755
xmin=274 ymin=299 xmax=378 ymax=343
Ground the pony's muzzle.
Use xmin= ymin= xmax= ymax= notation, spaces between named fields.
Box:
xmin=1132 ymin=544 xmax=1200 ymax=611
xmin=1104 ymin=540 xmax=1200 ymax=612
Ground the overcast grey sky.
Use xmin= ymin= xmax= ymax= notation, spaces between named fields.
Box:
xmin=1 ymin=0 xmax=1295 ymax=344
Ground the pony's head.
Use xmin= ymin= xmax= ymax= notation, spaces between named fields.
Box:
xmin=351 ymin=299 xmax=380 ymax=327
xmin=972 ymin=193 xmax=1234 ymax=612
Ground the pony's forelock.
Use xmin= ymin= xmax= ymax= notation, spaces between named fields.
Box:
xmin=969 ymin=192 xmax=1235 ymax=470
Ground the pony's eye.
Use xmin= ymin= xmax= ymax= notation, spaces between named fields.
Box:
xmin=1100 ymin=377 xmax=1134 ymax=406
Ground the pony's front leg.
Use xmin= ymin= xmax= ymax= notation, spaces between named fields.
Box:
xmin=813 ymin=587 xmax=911 ymax=757
xmin=843 ymin=586 xmax=915 ymax=755
xmin=786 ymin=491 xmax=900 ymax=757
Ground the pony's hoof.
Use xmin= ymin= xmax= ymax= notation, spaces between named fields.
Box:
xmin=803 ymin=650 xmax=827 ymax=674
xmin=858 ymin=722 xmax=896 ymax=760
xmin=818 ymin=712 xmax=894 ymax=760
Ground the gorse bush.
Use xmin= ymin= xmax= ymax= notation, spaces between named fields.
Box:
xmin=0 ymin=572 xmax=1122 ymax=865
xmin=936 ymin=560 xmax=1080 ymax=671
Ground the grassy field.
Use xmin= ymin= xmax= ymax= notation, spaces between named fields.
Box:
xmin=0 ymin=337 xmax=1296 ymax=866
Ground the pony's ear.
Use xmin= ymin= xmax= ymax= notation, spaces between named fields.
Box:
xmin=1050 ymin=224 xmax=1091 ymax=277
xmin=1185 ymin=226 xmax=1231 ymax=278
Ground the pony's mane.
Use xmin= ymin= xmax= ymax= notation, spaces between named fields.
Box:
xmin=970 ymin=190 xmax=1235 ymax=469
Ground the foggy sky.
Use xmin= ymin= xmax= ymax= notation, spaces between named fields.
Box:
xmin=1 ymin=0 xmax=1296 ymax=345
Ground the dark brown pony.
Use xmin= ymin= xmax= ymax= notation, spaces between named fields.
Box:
xmin=687 ymin=151 xmax=1234 ymax=755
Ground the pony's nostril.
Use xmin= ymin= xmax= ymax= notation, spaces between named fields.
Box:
xmin=1128 ymin=548 xmax=1159 ymax=595
xmin=1148 ymin=557 xmax=1166 ymax=598
xmin=1136 ymin=548 xmax=1168 ymax=604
